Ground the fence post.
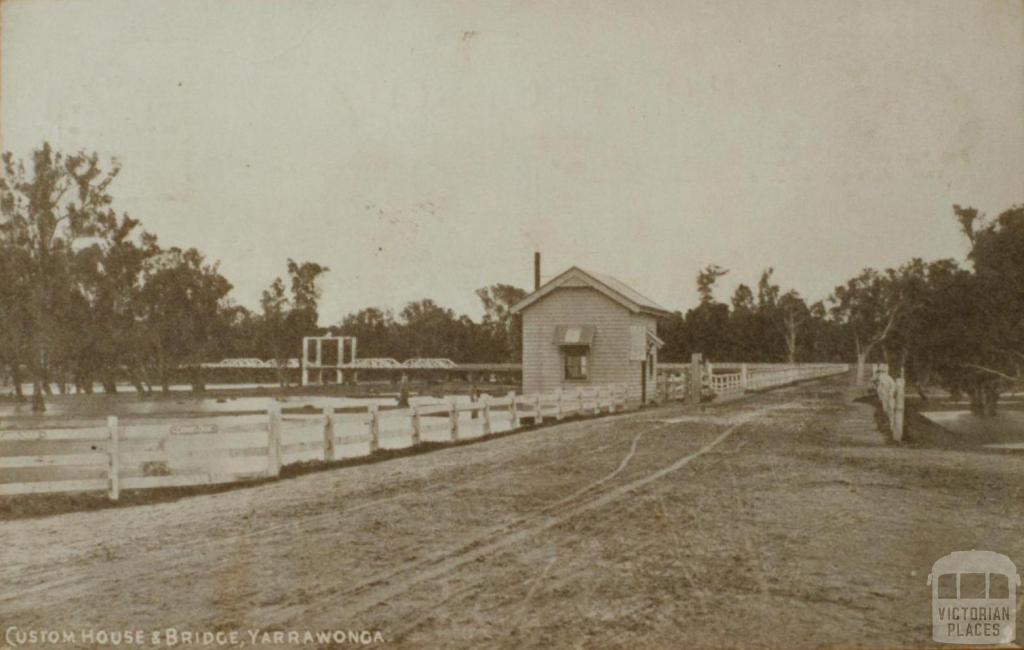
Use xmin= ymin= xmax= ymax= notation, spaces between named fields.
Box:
xmin=482 ymin=394 xmax=491 ymax=435
xmin=554 ymin=388 xmax=564 ymax=420
xmin=689 ymin=353 xmax=703 ymax=404
xmin=267 ymin=404 xmax=282 ymax=477
xmin=535 ymin=393 xmax=543 ymax=423
xmin=508 ymin=391 xmax=519 ymax=428
xmin=741 ymin=364 xmax=749 ymax=391
xmin=411 ymin=405 xmax=422 ymax=445
xmin=449 ymin=398 xmax=460 ymax=441
xmin=369 ymin=404 xmax=380 ymax=452
xmin=893 ymin=378 xmax=906 ymax=442
xmin=107 ymin=415 xmax=120 ymax=501
xmin=323 ymin=407 xmax=336 ymax=462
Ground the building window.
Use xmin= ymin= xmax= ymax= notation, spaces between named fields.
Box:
xmin=564 ymin=346 xmax=589 ymax=380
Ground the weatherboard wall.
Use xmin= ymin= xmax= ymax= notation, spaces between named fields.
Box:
xmin=520 ymin=287 xmax=656 ymax=400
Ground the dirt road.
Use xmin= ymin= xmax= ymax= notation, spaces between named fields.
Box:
xmin=3 ymin=374 xmax=1024 ymax=649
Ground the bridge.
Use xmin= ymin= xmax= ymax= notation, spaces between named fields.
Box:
xmin=198 ymin=357 xmax=523 ymax=384
xmin=200 ymin=358 xmax=810 ymax=379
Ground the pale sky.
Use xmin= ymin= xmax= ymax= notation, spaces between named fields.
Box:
xmin=2 ymin=0 xmax=1022 ymax=324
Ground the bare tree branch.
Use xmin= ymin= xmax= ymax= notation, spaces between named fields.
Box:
xmin=868 ymin=302 xmax=901 ymax=348
xmin=963 ymin=364 xmax=1024 ymax=383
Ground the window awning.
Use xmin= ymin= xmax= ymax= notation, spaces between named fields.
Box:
xmin=553 ymin=325 xmax=596 ymax=346
xmin=646 ymin=329 xmax=665 ymax=348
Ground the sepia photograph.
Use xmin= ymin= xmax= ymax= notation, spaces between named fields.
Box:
xmin=0 ymin=0 xmax=1022 ymax=648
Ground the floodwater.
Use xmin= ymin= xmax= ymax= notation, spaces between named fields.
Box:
xmin=919 ymin=406 xmax=1024 ymax=448
xmin=0 ymin=384 xmax=479 ymax=425
xmin=0 ymin=394 xmax=392 ymax=423
xmin=4 ymin=382 xmax=284 ymax=397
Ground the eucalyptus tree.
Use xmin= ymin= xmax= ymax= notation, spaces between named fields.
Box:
xmin=829 ymin=269 xmax=903 ymax=384
xmin=754 ymin=268 xmax=810 ymax=363
xmin=138 ymin=247 xmax=234 ymax=393
xmin=70 ymin=219 xmax=159 ymax=393
xmin=0 ymin=143 xmax=125 ymax=411
xmin=687 ymin=265 xmax=732 ymax=361
xmin=475 ymin=283 xmax=527 ymax=362
xmin=940 ymin=204 xmax=1024 ymax=414
xmin=258 ymin=259 xmax=329 ymax=386
xmin=777 ymin=290 xmax=810 ymax=364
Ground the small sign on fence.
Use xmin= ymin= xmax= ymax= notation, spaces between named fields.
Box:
xmin=170 ymin=423 xmax=220 ymax=436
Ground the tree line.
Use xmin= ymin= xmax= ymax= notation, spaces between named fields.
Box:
xmin=0 ymin=144 xmax=528 ymax=411
xmin=657 ymin=265 xmax=847 ymax=366
xmin=660 ymin=204 xmax=1023 ymax=416
xmin=2 ymin=143 xmax=1020 ymax=415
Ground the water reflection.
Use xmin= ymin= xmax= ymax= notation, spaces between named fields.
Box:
xmin=920 ymin=409 xmax=1024 ymax=442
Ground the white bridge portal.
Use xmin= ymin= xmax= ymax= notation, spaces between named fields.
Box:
xmin=301 ymin=336 xmax=357 ymax=386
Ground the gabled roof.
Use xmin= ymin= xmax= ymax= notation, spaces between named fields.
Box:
xmin=510 ymin=266 xmax=673 ymax=319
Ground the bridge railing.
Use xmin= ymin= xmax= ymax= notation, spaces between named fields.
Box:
xmin=744 ymin=364 xmax=850 ymax=391
xmin=657 ymin=362 xmax=849 ymax=402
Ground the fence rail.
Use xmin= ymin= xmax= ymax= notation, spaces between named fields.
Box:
xmin=710 ymin=372 xmax=744 ymax=395
xmin=658 ymin=362 xmax=848 ymax=399
xmin=872 ymin=364 xmax=905 ymax=441
xmin=744 ymin=364 xmax=849 ymax=390
xmin=0 ymin=386 xmax=630 ymax=500
xmin=0 ymin=362 xmax=850 ymax=501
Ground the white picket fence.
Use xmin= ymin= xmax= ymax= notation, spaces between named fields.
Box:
xmin=0 ymin=362 xmax=851 ymax=502
xmin=872 ymin=364 xmax=905 ymax=441
xmin=0 ymin=386 xmax=633 ymax=501
xmin=745 ymin=364 xmax=849 ymax=390
xmin=709 ymin=371 xmax=745 ymax=395
xmin=704 ymin=363 xmax=849 ymax=396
